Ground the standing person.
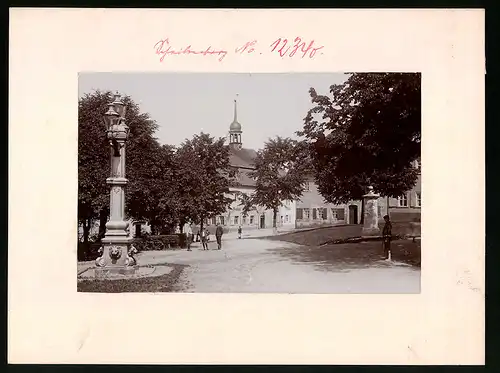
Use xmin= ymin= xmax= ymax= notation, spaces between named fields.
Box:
xmin=201 ymin=227 xmax=209 ymax=250
xmin=186 ymin=224 xmax=193 ymax=251
xmin=215 ymin=223 xmax=224 ymax=250
xmin=382 ymin=214 xmax=392 ymax=260
xmin=237 ymin=225 xmax=242 ymax=239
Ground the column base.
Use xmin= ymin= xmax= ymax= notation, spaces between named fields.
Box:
xmin=95 ymin=266 xmax=138 ymax=279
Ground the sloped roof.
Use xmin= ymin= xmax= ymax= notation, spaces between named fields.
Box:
xmin=229 ymin=147 xmax=257 ymax=169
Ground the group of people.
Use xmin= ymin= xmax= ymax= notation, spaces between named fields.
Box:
xmin=182 ymin=217 xmax=391 ymax=258
xmin=184 ymin=223 xmax=243 ymax=251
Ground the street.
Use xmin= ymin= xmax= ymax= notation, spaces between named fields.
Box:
xmin=128 ymin=234 xmax=421 ymax=294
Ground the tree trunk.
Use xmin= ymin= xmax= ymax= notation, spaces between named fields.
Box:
xmin=98 ymin=207 xmax=108 ymax=240
xmin=360 ymin=199 xmax=365 ymax=225
xmin=273 ymin=208 xmax=278 ymax=228
xmin=200 ymin=217 xmax=204 ymax=236
xmin=82 ymin=218 xmax=91 ymax=244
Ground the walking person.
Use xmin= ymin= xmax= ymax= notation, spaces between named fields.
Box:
xmin=237 ymin=225 xmax=242 ymax=239
xmin=215 ymin=223 xmax=224 ymax=250
xmin=382 ymin=214 xmax=392 ymax=260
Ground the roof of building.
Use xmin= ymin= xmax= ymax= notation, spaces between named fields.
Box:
xmin=228 ymin=147 xmax=258 ymax=187
xmin=229 ymin=147 xmax=257 ymax=169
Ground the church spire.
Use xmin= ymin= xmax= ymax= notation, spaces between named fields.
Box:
xmin=233 ymin=94 xmax=238 ymax=122
xmin=229 ymin=94 xmax=242 ymax=149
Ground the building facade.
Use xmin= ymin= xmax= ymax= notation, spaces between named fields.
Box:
xmin=386 ymin=160 xmax=421 ymax=222
xmin=295 ymin=175 xmax=363 ymax=228
xmin=295 ymin=159 xmax=421 ymax=228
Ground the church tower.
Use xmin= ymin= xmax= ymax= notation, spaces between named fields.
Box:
xmin=229 ymin=96 xmax=242 ymax=150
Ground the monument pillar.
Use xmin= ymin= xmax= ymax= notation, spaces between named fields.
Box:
xmin=95 ymin=92 xmax=137 ymax=278
xmin=361 ymin=186 xmax=381 ymax=237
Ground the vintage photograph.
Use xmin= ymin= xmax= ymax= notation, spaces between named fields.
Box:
xmin=77 ymin=72 xmax=421 ymax=293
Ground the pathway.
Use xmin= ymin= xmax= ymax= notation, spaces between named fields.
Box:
xmin=130 ymin=236 xmax=421 ymax=293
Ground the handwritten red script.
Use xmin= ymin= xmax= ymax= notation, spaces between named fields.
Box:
xmin=154 ymin=38 xmax=228 ymax=62
xmin=154 ymin=37 xmax=324 ymax=62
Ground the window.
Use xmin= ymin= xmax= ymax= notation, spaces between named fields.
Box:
xmin=303 ymin=209 xmax=310 ymax=219
xmin=416 ymin=192 xmax=421 ymax=207
xmin=296 ymin=208 xmax=303 ymax=220
xmin=234 ymin=216 xmax=239 ymax=225
xmin=280 ymin=216 xmax=284 ymax=224
xmin=331 ymin=208 xmax=345 ymax=220
xmin=250 ymin=215 xmax=254 ymax=224
xmin=285 ymin=215 xmax=289 ymax=223
xmin=321 ymin=208 xmax=328 ymax=220
xmin=220 ymin=216 xmax=225 ymax=225
xmin=211 ymin=217 xmax=216 ymax=225
xmin=398 ymin=194 xmax=408 ymax=207
xmin=312 ymin=208 xmax=317 ymax=220
xmin=242 ymin=216 xmax=247 ymax=225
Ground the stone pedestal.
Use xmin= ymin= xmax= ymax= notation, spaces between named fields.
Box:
xmin=95 ymin=236 xmax=137 ymax=278
xmin=362 ymin=186 xmax=381 ymax=237
xmin=95 ymin=165 xmax=137 ymax=277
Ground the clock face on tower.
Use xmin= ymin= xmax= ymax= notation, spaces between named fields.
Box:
xmin=236 ymin=144 xmax=242 ymax=150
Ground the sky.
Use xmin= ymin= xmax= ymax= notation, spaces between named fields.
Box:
xmin=78 ymin=73 xmax=348 ymax=150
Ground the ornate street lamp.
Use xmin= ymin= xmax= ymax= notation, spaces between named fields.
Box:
xmin=95 ymin=92 xmax=137 ymax=277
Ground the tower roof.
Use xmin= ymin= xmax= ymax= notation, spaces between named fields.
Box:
xmin=229 ymin=98 xmax=242 ymax=132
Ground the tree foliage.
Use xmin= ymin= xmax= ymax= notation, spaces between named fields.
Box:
xmin=297 ymin=73 xmax=421 ymax=204
xmin=126 ymin=143 xmax=179 ymax=234
xmin=247 ymin=137 xmax=309 ymax=228
xmin=238 ymin=192 xmax=255 ymax=217
xmin=173 ymin=132 xmax=235 ymax=232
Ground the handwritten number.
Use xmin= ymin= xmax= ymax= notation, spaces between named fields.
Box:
xmin=270 ymin=37 xmax=323 ymax=59
xmin=289 ymin=37 xmax=302 ymax=58
xmin=270 ymin=38 xmax=290 ymax=57
xmin=270 ymin=38 xmax=281 ymax=52
xmin=309 ymin=44 xmax=324 ymax=58
xmin=278 ymin=39 xmax=289 ymax=57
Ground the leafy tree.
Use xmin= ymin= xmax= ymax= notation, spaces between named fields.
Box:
xmin=298 ymin=73 xmax=421 ymax=207
xmin=238 ymin=192 xmax=255 ymax=217
xmin=126 ymin=143 xmax=179 ymax=235
xmin=173 ymin=132 xmax=235 ymax=233
xmin=78 ymin=90 xmax=160 ymax=242
xmin=247 ymin=137 xmax=309 ymax=230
